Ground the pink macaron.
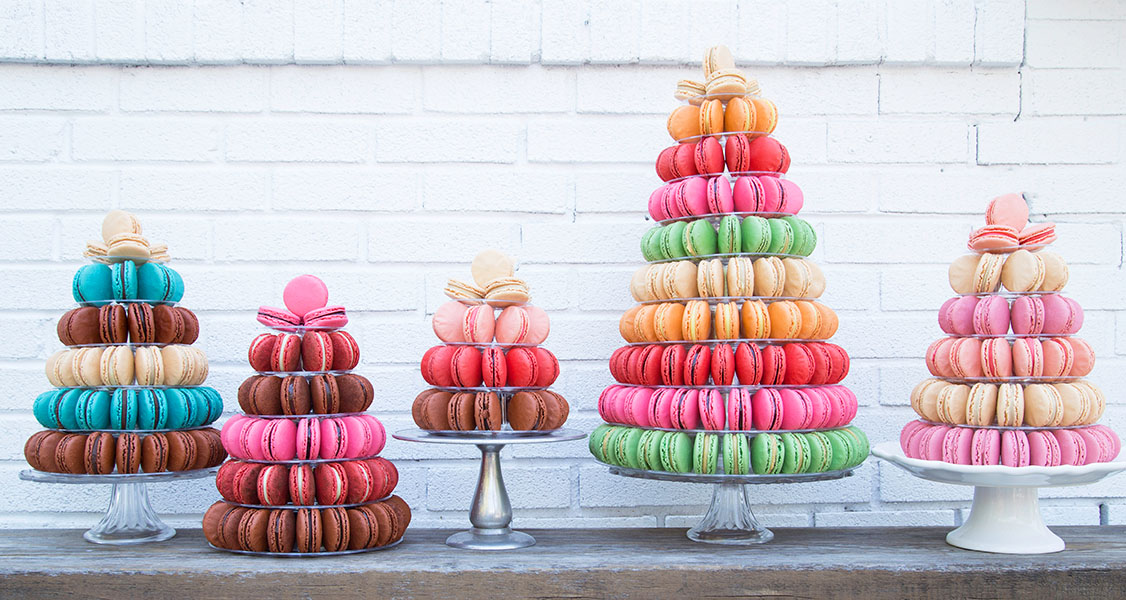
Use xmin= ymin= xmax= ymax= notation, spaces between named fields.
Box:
xmin=1042 ymin=295 xmax=1083 ymax=335
xmin=751 ymin=388 xmax=783 ymax=431
xmin=985 ymin=193 xmax=1029 ymax=231
xmin=698 ymin=388 xmax=725 ymax=430
xmin=1010 ymin=296 xmax=1045 ymax=335
xmin=705 ymin=177 xmax=734 ymax=214
xmin=942 ymin=427 xmax=974 ymax=465
xmin=968 ymin=225 xmax=1019 ymax=251
xmin=242 ymin=418 xmax=270 ymax=461
xmin=778 ymin=388 xmax=811 ymax=430
xmin=666 ymin=181 xmax=690 ymax=219
xmin=973 ymin=295 xmax=1010 ymax=336
xmin=900 ymin=420 xmax=929 ymax=455
xmin=1040 ymin=337 xmax=1075 ymax=378
xmin=648 ymin=187 xmax=668 ymax=221
xmin=804 ymin=388 xmax=833 ymax=429
xmin=1074 ymin=428 xmax=1104 ymax=465
xmin=1091 ymin=425 xmax=1122 ymax=462
xmin=942 ymin=296 xmax=978 ymax=336
xmin=319 ymin=417 xmax=349 ymax=460
xmin=650 ymin=388 xmax=677 ymax=429
xmin=726 ymin=388 xmax=753 ymax=430
xmin=981 ymin=338 xmax=1013 ymax=378
xmin=778 ymin=179 xmax=804 ymax=215
xmin=261 ymin=418 xmax=298 ymax=462
xmin=1066 ymin=337 xmax=1095 ymax=377
xmin=304 ymin=305 xmax=348 ymax=329
xmin=918 ymin=424 xmax=952 ymax=461
xmin=669 ymin=388 xmax=700 ymax=430
xmin=971 ymin=428 xmax=1001 ymax=465
xmin=626 ymin=387 xmax=655 ymax=428
xmin=1000 ymin=430 xmax=1030 ymax=467
xmin=732 ymin=176 xmax=765 ymax=213
xmin=432 ymin=302 xmax=468 ymax=343
xmin=1027 ymin=430 xmax=1061 ymax=466
xmin=1053 ymin=429 xmax=1087 ymax=465
xmin=296 ymin=417 xmax=320 ymax=460
xmin=949 ymin=337 xmax=983 ymax=378
xmin=1011 ymin=338 xmax=1044 ymax=377
xmin=758 ymin=176 xmax=785 ymax=214
xmin=926 ymin=337 xmax=957 ymax=377
xmin=221 ymin=414 xmax=250 ymax=457
xmin=283 ymin=275 xmax=330 ymax=319
xmin=937 ymin=298 xmax=959 ymax=334
xmin=462 ymin=305 xmax=496 ymax=343
xmin=681 ymin=177 xmax=709 ymax=217
xmin=257 ymin=306 xmax=302 ymax=331
xmin=343 ymin=414 xmax=386 ymax=458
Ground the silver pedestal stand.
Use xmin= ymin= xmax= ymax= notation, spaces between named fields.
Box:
xmin=20 ymin=468 xmax=218 ymax=545
xmin=607 ymin=464 xmax=856 ymax=545
xmin=393 ymin=428 xmax=586 ymax=550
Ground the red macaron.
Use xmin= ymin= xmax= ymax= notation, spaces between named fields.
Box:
xmin=660 ymin=345 xmax=687 ymax=386
xmin=301 ymin=331 xmax=334 ymax=372
xmin=710 ymin=343 xmax=735 ymax=386
xmin=684 ymin=344 xmax=711 ymax=386
xmin=248 ymin=333 xmax=278 ymax=372
xmin=270 ymin=333 xmax=301 ymax=372
xmin=760 ymin=345 xmax=787 ymax=385
xmin=734 ymin=342 xmax=763 ymax=385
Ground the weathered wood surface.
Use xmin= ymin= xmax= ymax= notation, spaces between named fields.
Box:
xmin=2 ymin=527 xmax=1125 ymax=599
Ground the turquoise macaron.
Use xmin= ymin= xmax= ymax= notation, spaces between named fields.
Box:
xmin=56 ymin=389 xmax=84 ymax=430
xmin=751 ymin=432 xmax=785 ymax=474
xmin=110 ymin=389 xmax=138 ymax=430
xmin=163 ymin=388 xmax=194 ymax=429
xmin=782 ymin=216 xmax=817 ymax=257
xmin=765 ymin=219 xmax=794 ymax=255
xmin=33 ymin=390 xmax=63 ymax=428
xmin=138 ymin=262 xmax=185 ymax=304
xmin=682 ymin=220 xmax=718 ymax=257
xmin=72 ymin=264 xmax=114 ymax=306
xmin=111 ymin=260 xmax=138 ymax=300
xmin=693 ymin=433 xmax=719 ymax=474
xmin=661 ymin=431 xmax=693 ymax=473
xmin=196 ymin=387 xmax=224 ymax=426
xmin=740 ymin=216 xmax=772 ymax=253
xmin=167 ymin=265 xmax=185 ymax=302
xmin=75 ymin=389 xmax=112 ymax=430
xmin=717 ymin=215 xmax=741 ymax=254
xmin=805 ymin=431 xmax=834 ymax=473
xmin=136 ymin=389 xmax=169 ymax=430
xmin=723 ymin=433 xmax=750 ymax=475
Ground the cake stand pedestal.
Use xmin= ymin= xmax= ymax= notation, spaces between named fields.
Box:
xmin=872 ymin=441 xmax=1126 ymax=554
xmin=607 ymin=465 xmax=856 ymax=545
xmin=393 ymin=429 xmax=585 ymax=550
xmin=20 ymin=468 xmax=218 ymax=545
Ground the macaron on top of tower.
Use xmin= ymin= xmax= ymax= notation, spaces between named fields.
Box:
xmin=257 ymin=275 xmax=349 ymax=330
xmin=967 ymin=193 xmax=1056 ymax=252
xmin=85 ymin=210 xmax=172 ymax=264
xmin=666 ymin=45 xmax=778 ymax=142
xmin=444 ymin=249 xmax=531 ymax=305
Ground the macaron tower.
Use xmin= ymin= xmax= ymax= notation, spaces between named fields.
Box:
xmin=901 ymin=193 xmax=1121 ymax=467
xmin=413 ymin=249 xmax=570 ymax=432
xmin=589 ymin=46 xmax=867 ymax=544
xmin=22 ymin=210 xmax=226 ymax=544
xmin=204 ymin=275 xmax=409 ymax=555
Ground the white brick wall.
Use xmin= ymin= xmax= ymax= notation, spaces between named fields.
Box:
xmin=1 ymin=0 xmax=1125 ymax=530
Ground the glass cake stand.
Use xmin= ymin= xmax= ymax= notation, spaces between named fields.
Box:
xmin=393 ymin=428 xmax=586 ymax=550
xmin=20 ymin=467 xmax=218 ymax=545
xmin=872 ymin=441 xmax=1126 ymax=554
xmin=606 ymin=463 xmax=855 ymax=545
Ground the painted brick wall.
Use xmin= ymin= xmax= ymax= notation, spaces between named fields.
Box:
xmin=1 ymin=0 xmax=1124 ymax=530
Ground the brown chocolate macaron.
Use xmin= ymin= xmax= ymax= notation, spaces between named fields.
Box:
xmin=369 ymin=502 xmax=398 ymax=546
xmin=99 ymin=304 xmax=128 ymax=344
xmin=165 ymin=431 xmax=198 ymax=471
xmin=152 ymin=305 xmax=185 ymax=344
xmin=84 ymin=432 xmax=116 ymax=474
xmin=57 ymin=307 xmax=100 ymax=346
xmin=267 ymin=509 xmax=296 ymax=553
xmin=202 ymin=501 xmax=237 ymax=549
xmin=346 ymin=506 xmax=378 ymax=550
xmin=188 ymin=428 xmax=225 ymax=469
xmin=295 ymin=508 xmax=322 ymax=553
xmin=141 ymin=433 xmax=169 ymax=473
xmin=385 ymin=494 xmax=412 ymax=531
xmin=507 ymin=391 xmax=547 ymax=431
xmin=176 ymin=307 xmax=200 ymax=344
xmin=280 ymin=375 xmax=311 ymax=415
xmin=540 ymin=390 xmax=571 ymax=430
xmin=412 ymin=389 xmax=452 ymax=430
xmin=25 ymin=431 xmax=62 ymax=471
xmin=321 ymin=507 xmax=350 ymax=552
xmin=54 ymin=434 xmax=88 ymax=474
xmin=474 ymin=391 xmax=502 ymax=431
xmin=238 ymin=508 xmax=270 ymax=552
xmin=336 ymin=373 xmax=374 ymax=413
xmin=115 ymin=432 xmax=141 ymax=474
xmin=127 ymin=303 xmax=155 ymax=344
xmin=248 ymin=376 xmax=283 ymax=415
xmin=447 ymin=392 xmax=477 ymax=431
xmin=310 ymin=374 xmax=340 ymax=414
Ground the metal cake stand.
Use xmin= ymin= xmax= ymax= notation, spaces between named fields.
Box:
xmin=873 ymin=441 xmax=1126 ymax=554
xmin=606 ymin=463 xmax=855 ymax=545
xmin=20 ymin=467 xmax=218 ymax=545
xmin=393 ymin=428 xmax=586 ymax=550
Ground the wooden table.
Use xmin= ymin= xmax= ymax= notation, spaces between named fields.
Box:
xmin=3 ymin=527 xmax=1125 ymax=598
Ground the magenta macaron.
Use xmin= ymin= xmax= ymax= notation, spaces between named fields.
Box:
xmin=283 ymin=275 xmax=330 ymax=318
xmin=751 ymin=388 xmax=783 ymax=431
xmin=698 ymin=388 xmax=725 ymax=430
xmin=726 ymin=388 xmax=753 ymax=430
xmin=778 ymin=388 xmax=811 ymax=430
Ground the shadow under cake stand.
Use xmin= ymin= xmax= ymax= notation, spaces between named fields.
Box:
xmin=20 ymin=466 xmax=217 ymax=545
xmin=872 ymin=441 xmax=1126 ymax=554
xmin=393 ymin=428 xmax=586 ymax=550
xmin=604 ymin=457 xmax=855 ymax=545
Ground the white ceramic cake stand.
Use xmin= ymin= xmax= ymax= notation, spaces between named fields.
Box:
xmin=393 ymin=428 xmax=586 ymax=550
xmin=19 ymin=467 xmax=218 ymax=545
xmin=872 ymin=442 xmax=1126 ymax=554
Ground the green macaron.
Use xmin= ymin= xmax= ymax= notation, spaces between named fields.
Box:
xmin=641 ymin=228 xmax=663 ymax=262
xmin=660 ymin=431 xmax=693 ymax=473
xmin=723 ymin=433 xmax=750 ymax=475
xmin=662 ymin=221 xmax=689 ymax=259
xmin=693 ymin=433 xmax=719 ymax=474
xmin=766 ymin=218 xmax=794 ymax=255
xmin=616 ymin=427 xmax=644 ymax=468
xmin=751 ymin=432 xmax=785 ymax=474
xmin=782 ymin=216 xmax=817 ymax=257
xmin=740 ymin=216 xmax=772 ymax=253
xmin=717 ymin=215 xmax=741 ymax=254
xmin=779 ymin=432 xmax=811 ymax=474
xmin=805 ymin=432 xmax=834 ymax=473
xmin=641 ymin=430 xmax=667 ymax=470
xmin=841 ymin=427 xmax=870 ymax=467
xmin=824 ymin=430 xmax=852 ymax=471
xmin=636 ymin=429 xmax=661 ymax=471
xmin=589 ymin=424 xmax=612 ymax=461
xmin=682 ymin=220 xmax=718 ymax=257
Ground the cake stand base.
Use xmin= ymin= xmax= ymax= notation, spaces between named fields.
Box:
xmin=687 ymin=481 xmax=773 ymax=545
xmin=86 ymin=482 xmax=175 ymax=545
xmin=946 ymin=486 xmax=1062 ymax=554
xmin=446 ymin=527 xmax=536 ymax=551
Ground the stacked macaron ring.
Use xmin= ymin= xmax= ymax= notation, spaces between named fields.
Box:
xmin=24 ymin=211 xmax=226 ymax=476
xmin=206 ymin=275 xmax=408 ymax=555
xmin=412 ymin=250 xmax=571 ymax=432
xmin=901 ymin=194 xmax=1122 ymax=467
xmin=589 ymin=46 xmax=869 ymax=479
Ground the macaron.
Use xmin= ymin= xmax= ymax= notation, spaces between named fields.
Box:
xmin=692 ymin=433 xmax=719 ymax=474
xmin=72 ymin=264 xmax=114 ymax=306
xmin=722 ymin=433 xmax=750 ymax=475
xmin=751 ymin=432 xmax=784 ymax=474
xmin=283 ymin=275 xmax=329 ymax=319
